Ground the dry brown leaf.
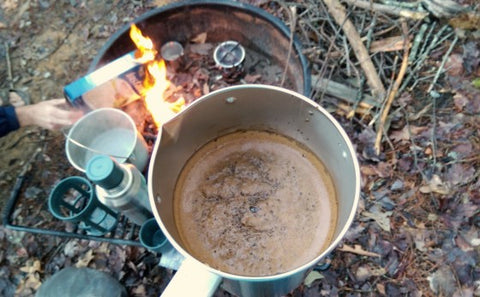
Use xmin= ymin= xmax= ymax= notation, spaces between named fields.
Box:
xmin=132 ymin=284 xmax=147 ymax=295
xmin=244 ymin=74 xmax=262 ymax=83
xmin=390 ymin=125 xmax=429 ymax=142
xmin=360 ymin=165 xmax=377 ymax=176
xmin=191 ymin=32 xmax=207 ymax=44
xmin=151 ymin=0 xmax=178 ymax=7
xmin=189 ymin=43 xmax=214 ymax=55
xmin=19 ymin=259 xmax=42 ymax=274
xmin=362 ymin=209 xmax=392 ymax=232
xmin=453 ymin=93 xmax=470 ymax=111
xmin=419 ymin=175 xmax=450 ymax=195
xmin=203 ymin=83 xmax=210 ymax=95
xmin=445 ymin=54 xmax=464 ymax=76
xmin=449 ymin=12 xmax=480 ymax=30
xmin=16 ymin=274 xmax=42 ymax=295
xmin=75 ymin=249 xmax=95 ymax=268
xmin=376 ymin=283 xmax=386 ymax=295
xmin=355 ymin=265 xmax=386 ymax=282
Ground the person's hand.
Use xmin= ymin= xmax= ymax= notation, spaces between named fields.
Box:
xmin=15 ymin=98 xmax=84 ymax=131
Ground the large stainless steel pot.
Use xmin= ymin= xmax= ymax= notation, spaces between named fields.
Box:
xmin=148 ymin=85 xmax=360 ymax=297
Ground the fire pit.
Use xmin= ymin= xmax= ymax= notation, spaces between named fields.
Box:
xmin=89 ymin=0 xmax=310 ymax=96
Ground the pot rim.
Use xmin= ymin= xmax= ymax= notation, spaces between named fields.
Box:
xmin=148 ymin=84 xmax=360 ymax=281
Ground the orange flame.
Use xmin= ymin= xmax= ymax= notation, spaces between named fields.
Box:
xmin=129 ymin=24 xmax=185 ymax=127
xmin=129 ymin=24 xmax=156 ymax=63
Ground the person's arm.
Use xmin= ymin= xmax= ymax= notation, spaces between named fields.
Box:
xmin=0 ymin=105 xmax=21 ymax=137
xmin=15 ymin=99 xmax=83 ymax=131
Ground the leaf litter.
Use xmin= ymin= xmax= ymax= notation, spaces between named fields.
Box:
xmin=0 ymin=1 xmax=478 ymax=297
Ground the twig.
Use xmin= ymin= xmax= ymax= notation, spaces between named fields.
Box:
xmin=399 ymin=24 xmax=450 ymax=94
xmin=322 ymin=0 xmax=386 ymax=101
xmin=400 ymin=106 xmax=427 ymax=180
xmin=311 ymin=75 xmax=381 ymax=108
xmin=280 ymin=4 xmax=297 ymax=87
xmin=11 ymin=0 xmax=31 ymax=27
xmin=4 ymin=147 xmax=42 ymax=225
xmin=344 ymin=0 xmax=428 ymax=20
xmin=4 ymin=42 xmax=14 ymax=90
xmin=427 ymin=34 xmax=459 ymax=93
xmin=338 ymin=244 xmax=381 ymax=257
xmin=374 ymin=21 xmax=410 ymax=155
xmin=430 ymin=92 xmax=438 ymax=170
xmin=408 ymin=23 xmax=428 ymax=62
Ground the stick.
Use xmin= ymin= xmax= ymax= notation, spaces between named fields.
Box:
xmin=281 ymin=5 xmax=297 ymax=87
xmin=338 ymin=244 xmax=381 ymax=257
xmin=408 ymin=23 xmax=428 ymax=62
xmin=427 ymin=34 xmax=458 ymax=93
xmin=399 ymin=24 xmax=450 ymax=94
xmin=311 ymin=75 xmax=380 ymax=108
xmin=344 ymin=0 xmax=428 ymax=20
xmin=4 ymin=42 xmax=14 ymax=90
xmin=374 ymin=21 xmax=410 ymax=155
xmin=322 ymin=0 xmax=386 ymax=101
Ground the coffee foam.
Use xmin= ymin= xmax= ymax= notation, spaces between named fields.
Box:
xmin=174 ymin=130 xmax=337 ymax=276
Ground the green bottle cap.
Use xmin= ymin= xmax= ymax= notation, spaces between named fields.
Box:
xmin=86 ymin=155 xmax=124 ymax=190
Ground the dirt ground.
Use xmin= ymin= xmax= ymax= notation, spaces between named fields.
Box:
xmin=0 ymin=0 xmax=479 ymax=296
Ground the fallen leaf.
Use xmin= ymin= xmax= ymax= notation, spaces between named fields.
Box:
xmin=357 ymin=127 xmax=376 ymax=145
xmin=409 ymin=227 xmax=429 ymax=252
xmin=355 ymin=265 xmax=371 ymax=282
xmin=15 ymin=274 xmax=42 ymax=295
xmin=151 ymin=0 xmax=177 ymax=7
xmin=189 ymin=43 xmax=213 ymax=55
xmin=376 ymin=283 xmax=386 ymax=295
xmin=19 ymin=259 xmax=42 ymax=274
xmin=75 ymin=249 xmax=94 ymax=268
xmin=363 ymin=209 xmax=392 ymax=232
xmin=390 ymin=125 xmax=428 ymax=142
xmin=453 ymin=287 xmax=475 ymax=297
xmin=355 ymin=265 xmax=386 ymax=282
xmin=451 ymin=142 xmax=474 ymax=159
xmin=449 ymin=12 xmax=480 ymax=30
xmin=244 ymin=74 xmax=262 ymax=83
xmin=304 ymin=270 xmax=324 ymax=287
xmin=203 ymin=83 xmax=209 ymax=95
xmin=428 ymin=266 xmax=457 ymax=296
xmin=419 ymin=175 xmax=450 ymax=195
xmin=445 ymin=54 xmax=464 ymax=76
xmin=446 ymin=163 xmax=475 ymax=185
xmin=453 ymin=92 xmax=470 ymax=111
xmin=132 ymin=284 xmax=147 ymax=295
xmin=191 ymin=32 xmax=207 ymax=44
xmin=64 ymin=241 xmax=80 ymax=258
xmin=462 ymin=41 xmax=480 ymax=74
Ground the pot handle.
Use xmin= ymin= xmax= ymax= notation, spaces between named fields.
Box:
xmin=161 ymin=257 xmax=222 ymax=297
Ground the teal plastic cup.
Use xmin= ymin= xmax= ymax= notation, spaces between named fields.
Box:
xmin=139 ymin=217 xmax=168 ymax=253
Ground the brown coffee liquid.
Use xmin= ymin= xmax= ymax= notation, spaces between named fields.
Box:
xmin=173 ymin=130 xmax=337 ymax=276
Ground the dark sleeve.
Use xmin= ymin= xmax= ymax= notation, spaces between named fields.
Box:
xmin=0 ymin=106 xmax=20 ymax=137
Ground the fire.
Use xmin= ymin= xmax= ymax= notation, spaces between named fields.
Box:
xmin=129 ymin=24 xmax=156 ymax=63
xmin=129 ymin=24 xmax=185 ymax=127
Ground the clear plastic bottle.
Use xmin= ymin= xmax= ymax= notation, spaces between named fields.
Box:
xmin=86 ymin=155 xmax=152 ymax=225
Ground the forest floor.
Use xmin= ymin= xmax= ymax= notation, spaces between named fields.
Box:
xmin=0 ymin=0 xmax=479 ymax=296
